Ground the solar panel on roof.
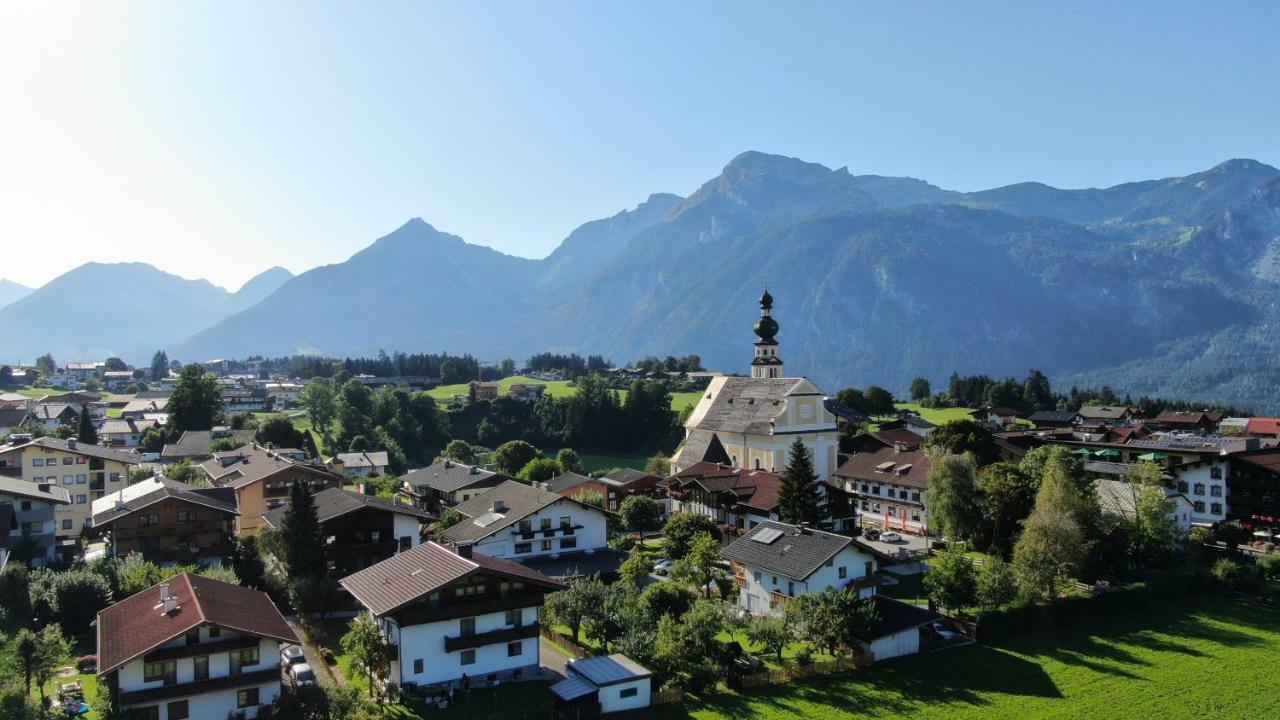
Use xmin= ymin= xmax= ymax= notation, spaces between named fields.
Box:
xmin=752 ymin=528 xmax=783 ymax=544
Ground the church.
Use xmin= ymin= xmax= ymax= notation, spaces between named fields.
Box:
xmin=671 ymin=290 xmax=840 ymax=481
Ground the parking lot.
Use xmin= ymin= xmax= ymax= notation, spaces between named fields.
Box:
xmin=854 ymin=530 xmax=932 ymax=561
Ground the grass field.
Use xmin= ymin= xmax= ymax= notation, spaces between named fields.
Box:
xmin=640 ymin=596 xmax=1280 ymax=719
xmin=893 ymin=402 xmax=975 ymax=425
xmin=426 ymin=376 xmax=701 ymax=413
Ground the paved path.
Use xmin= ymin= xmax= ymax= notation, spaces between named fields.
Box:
xmin=539 ymin=636 xmax=572 ymax=679
xmin=286 ymin=620 xmax=342 ymax=689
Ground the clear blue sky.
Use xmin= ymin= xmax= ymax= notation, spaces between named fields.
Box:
xmin=2 ymin=1 xmax=1277 ymax=289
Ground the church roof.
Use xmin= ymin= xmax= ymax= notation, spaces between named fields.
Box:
xmin=671 ymin=428 xmax=732 ymax=469
xmin=687 ymin=377 xmax=811 ymax=435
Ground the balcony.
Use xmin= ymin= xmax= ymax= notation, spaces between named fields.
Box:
xmin=769 ymin=591 xmax=794 ymax=608
xmin=118 ymin=667 xmax=280 ymax=705
xmin=510 ymin=524 xmax=581 ymax=539
xmin=443 ymin=622 xmax=540 ymax=652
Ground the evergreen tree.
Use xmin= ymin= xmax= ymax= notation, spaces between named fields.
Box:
xmin=280 ymin=479 xmax=326 ymax=582
xmin=778 ymin=438 xmax=820 ymax=525
xmin=168 ymin=364 xmax=223 ymax=433
xmin=909 ymin=377 xmax=932 ymax=401
xmin=150 ymin=350 xmax=169 ymax=381
xmin=76 ymin=405 xmax=98 ymax=445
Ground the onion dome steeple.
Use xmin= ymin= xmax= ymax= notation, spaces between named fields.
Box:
xmin=750 ymin=287 xmax=783 ymax=378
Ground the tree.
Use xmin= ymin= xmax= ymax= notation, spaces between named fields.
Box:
xmin=923 ymin=545 xmax=978 ymax=612
xmin=50 ymin=569 xmax=111 ymax=634
xmin=280 ymin=479 xmax=326 ymax=585
xmin=518 ymin=457 xmax=562 ymax=484
xmin=788 ymin=587 xmax=880 ymax=658
xmin=168 ymin=364 xmax=223 ymax=433
xmin=76 ymin=405 xmax=98 ymax=445
xmin=300 ymin=380 xmax=337 ymax=436
xmin=164 ymin=459 xmax=202 ymax=485
xmin=35 ymin=354 xmax=56 ymax=377
xmin=746 ymin=615 xmax=795 ymax=664
xmin=256 ymin=414 xmax=307 ymax=451
xmin=638 ymin=581 xmax=693 ymax=620
xmin=10 ymin=629 xmax=40 ymax=698
xmin=341 ymin=614 xmax=392 ymax=703
xmin=778 ymin=438 xmax=820 ymax=525
xmin=618 ymin=495 xmax=663 ymax=535
xmin=864 ymin=386 xmax=897 ymax=416
xmin=662 ymin=512 xmax=718 ymax=560
xmin=149 ymin=350 xmax=169 ymax=381
xmin=672 ymin=532 xmax=721 ymax=599
xmin=617 ymin=551 xmax=651 ymax=588
xmin=0 ymin=365 xmax=13 ymax=387
xmin=33 ymin=625 xmax=69 ymax=706
xmin=555 ymin=448 xmax=583 ymax=474
xmin=925 ymin=419 xmax=999 ymax=465
xmin=1013 ymin=450 xmax=1095 ymax=599
xmin=652 ymin=600 xmax=728 ymax=692
xmin=441 ymin=439 xmax=478 ymax=465
xmin=924 ymin=453 xmax=984 ymax=542
xmin=492 ymin=440 xmax=540 ymax=476
xmin=543 ymin=576 xmax=606 ymax=643
xmin=1126 ymin=461 xmax=1179 ymax=566
xmin=572 ymin=489 xmax=604 ymax=509
xmin=909 ymin=377 xmax=932 ymax=401
xmin=976 ymin=556 xmax=1019 ymax=610
xmin=645 ymin=454 xmax=671 ymax=476
xmin=977 ymin=462 xmax=1037 ymax=556
xmin=584 ymin=583 xmax=638 ymax=653
xmin=228 ymin=535 xmax=266 ymax=589
xmin=438 ymin=507 xmax=465 ymax=530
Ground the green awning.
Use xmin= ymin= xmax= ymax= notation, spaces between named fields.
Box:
xmin=1137 ymin=452 xmax=1168 ymax=461
xmin=1093 ymin=448 xmax=1121 ymax=458
xmin=1070 ymin=448 xmax=1094 ymax=456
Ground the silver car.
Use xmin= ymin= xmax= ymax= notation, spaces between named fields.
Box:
xmin=290 ymin=662 xmax=318 ymax=686
xmin=280 ymin=645 xmax=306 ymax=667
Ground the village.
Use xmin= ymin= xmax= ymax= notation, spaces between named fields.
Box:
xmin=1 ymin=292 xmax=1279 ymax=720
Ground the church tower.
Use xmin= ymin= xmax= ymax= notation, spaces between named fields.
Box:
xmin=750 ymin=289 xmax=784 ymax=378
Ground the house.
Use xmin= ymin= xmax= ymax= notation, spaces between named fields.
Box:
xmin=1155 ymin=411 xmax=1221 ymax=434
xmin=663 ymin=462 xmax=782 ymax=531
xmin=29 ymin=402 xmax=80 ymax=429
xmin=1077 ymin=405 xmax=1136 ymax=425
xmin=354 ymin=376 xmax=441 ymax=392
xmin=96 ymin=573 xmax=298 ymax=720
xmin=340 ymin=542 xmax=565 ymax=692
xmin=721 ymin=521 xmax=879 ymax=614
xmin=970 ymin=407 xmax=1022 ymax=429
xmin=264 ymin=382 xmax=303 ymax=408
xmin=0 ymin=406 xmax=31 ymax=438
xmin=0 ymin=475 xmax=71 ymax=566
xmin=161 ymin=428 xmax=256 ymax=464
xmin=48 ymin=373 xmax=82 ymax=390
xmin=123 ymin=397 xmax=170 ymax=420
xmin=327 ymin=451 xmax=390 ymax=478
xmin=1027 ymin=410 xmax=1080 ymax=428
xmin=1245 ymin=418 xmax=1280 ymax=439
xmin=595 ymin=468 xmax=665 ymax=512
xmin=442 ymin=480 xmax=610 ymax=567
xmin=847 ymin=429 xmax=923 ymax=454
xmin=1226 ymin=448 xmax=1280 ymax=528
xmin=402 ymin=460 xmax=509 ymax=511
xmin=66 ymin=361 xmax=106 ymax=381
xmin=99 ymin=418 xmax=158 ymax=448
xmin=1095 ymin=478 xmax=1194 ymax=534
xmin=540 ymin=471 xmax=600 ymax=498
xmin=552 ymin=655 xmax=652 ymax=715
xmin=261 ymin=488 xmax=434 ymax=575
xmin=469 ymin=381 xmax=500 ymax=401
xmin=506 ymin=383 xmax=547 ymax=403
xmin=0 ymin=392 xmax=31 ymax=409
xmin=832 ymin=446 xmax=934 ymax=534
xmin=103 ymin=370 xmax=137 ymax=391
xmin=91 ymin=477 xmax=239 ymax=565
xmin=0 ymin=436 xmax=140 ymax=561
xmin=221 ymin=386 xmax=271 ymax=414
xmin=197 ymin=444 xmax=343 ymax=536
xmin=896 ymin=414 xmax=937 ymax=439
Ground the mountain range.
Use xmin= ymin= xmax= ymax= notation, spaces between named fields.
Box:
xmin=7 ymin=152 xmax=1280 ymax=411
xmin=0 ymin=279 xmax=31 ymax=310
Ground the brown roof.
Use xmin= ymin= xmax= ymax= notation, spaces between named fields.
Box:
xmin=1155 ymin=410 xmax=1217 ymax=425
xmin=198 ymin=444 xmax=340 ymax=490
xmin=97 ymin=573 xmax=297 ymax=674
xmin=340 ymin=542 xmax=565 ymax=616
xmin=670 ymin=462 xmax=782 ymax=512
xmin=833 ymin=446 xmax=934 ymax=489
xmin=870 ymin=429 xmax=924 ymax=450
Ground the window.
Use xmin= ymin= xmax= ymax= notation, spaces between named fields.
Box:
xmin=63 ymin=457 xmax=73 ymax=465
xmin=911 ymin=492 xmax=921 ymax=502
xmin=460 ymin=650 xmax=476 ymax=665
xmin=167 ymin=700 xmax=189 ymax=720
xmin=76 ymin=494 xmax=87 ymax=504
xmin=1177 ymin=481 xmax=1189 ymax=493
xmin=620 ymin=687 xmax=639 ymax=698
xmin=63 ymin=475 xmax=73 ymax=485
xmin=864 ymin=560 xmax=873 ymax=575
xmin=33 ymin=458 xmax=43 ymax=467
xmin=1211 ymin=503 xmax=1223 ymax=515
xmin=184 ymin=629 xmax=199 ymax=645
xmin=540 ymin=517 xmax=551 ymax=530
xmin=559 ymin=516 xmax=571 ymax=527
xmin=399 ymin=536 xmax=412 ymax=552
xmin=540 ymin=540 xmax=552 ymax=552
xmin=514 ymin=542 xmax=531 ymax=554
xmin=838 ymin=566 xmax=847 ymax=579
xmin=888 ymin=507 xmax=897 ymax=517
xmin=1194 ymin=501 xmax=1205 ymax=513
xmin=193 ymin=655 xmax=208 ymax=681
xmin=507 ymin=641 xmax=523 ymax=657
xmin=459 ymin=618 xmax=476 ymax=636
xmin=76 ymin=457 xmax=85 ymax=464
xmin=506 ymin=609 xmax=522 ymax=627
xmin=519 ymin=519 xmax=532 ymax=533
xmin=1211 ymin=485 xmax=1223 ymax=498
xmin=177 ymin=510 xmax=191 ymax=522
xmin=1193 ymin=483 xmax=1205 ymax=496
xmin=62 ymin=519 xmax=72 ymax=530
xmin=230 ymin=647 xmax=259 ymax=674
xmin=753 ymin=571 xmax=761 ymax=582
xmin=413 ymin=659 xmax=424 ymax=675
xmin=560 ymin=537 xmax=577 ymax=550
xmin=131 ymin=707 xmax=159 ymax=720
xmin=1210 ymin=467 xmax=1223 ymax=480
xmin=21 ymin=501 xmax=31 ymax=511
xmin=237 ymin=688 xmax=259 ymax=709
xmin=143 ymin=660 xmax=176 ymax=685
xmin=754 ymin=458 xmax=761 ymax=470
xmin=76 ymin=474 xmax=86 ymax=484
xmin=208 ymin=627 xmax=220 ymax=638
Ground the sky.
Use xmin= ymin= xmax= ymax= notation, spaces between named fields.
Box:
xmin=2 ymin=2 xmax=1278 ymax=290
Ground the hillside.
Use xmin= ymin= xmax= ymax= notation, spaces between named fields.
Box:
xmin=0 ymin=279 xmax=31 ymax=310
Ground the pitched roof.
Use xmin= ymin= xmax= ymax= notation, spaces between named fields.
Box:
xmin=543 ymin=472 xmax=597 ymax=494
xmin=31 ymin=403 xmax=77 ymax=421
xmin=671 ymin=428 xmax=732 ymax=468
xmin=1029 ymin=410 xmax=1078 ymax=424
xmin=670 ymin=462 xmax=782 ymax=512
xmin=898 ymin=415 xmax=936 ymax=429
xmin=0 ymin=407 xmax=30 ymax=427
xmin=161 ymin=429 xmax=257 ymax=461
xmin=1155 ymin=410 xmax=1215 ymax=425
xmin=402 ymin=460 xmax=507 ymax=494
xmin=442 ymin=480 xmax=593 ymax=544
xmin=600 ymin=468 xmax=662 ymax=487
xmin=198 ymin=444 xmax=340 ymax=490
xmin=569 ymin=654 xmax=652 ymax=685
xmin=122 ymin=398 xmax=169 ymax=415
xmin=0 ymin=436 xmax=140 ymax=464
xmin=1244 ymin=418 xmax=1280 ymax=436
xmin=0 ymin=476 xmax=72 ymax=504
xmin=331 ymin=451 xmax=389 ymax=469
xmin=868 ymin=429 xmax=923 ymax=450
xmin=339 ymin=541 xmax=565 ymax=616
xmin=91 ymin=477 xmax=239 ymax=526
xmin=261 ymin=487 xmax=434 ymax=528
xmin=720 ymin=520 xmax=855 ymax=581
xmin=688 ymin=377 xmax=808 ymax=435
xmin=833 ymin=447 xmax=934 ymax=489
xmin=1078 ymin=406 xmax=1130 ymax=420
xmin=869 ymin=595 xmax=941 ymax=638
xmin=96 ymin=573 xmax=298 ymax=674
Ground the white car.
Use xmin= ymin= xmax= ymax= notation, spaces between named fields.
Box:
xmin=280 ymin=645 xmax=306 ymax=667
xmin=290 ymin=662 xmax=318 ymax=686
xmin=931 ymin=622 xmax=957 ymax=640
xmin=880 ymin=531 xmax=902 ymax=543
xmin=653 ymin=558 xmax=673 ymax=575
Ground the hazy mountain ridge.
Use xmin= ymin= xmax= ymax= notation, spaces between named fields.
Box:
xmin=0 ymin=279 xmax=32 ymax=311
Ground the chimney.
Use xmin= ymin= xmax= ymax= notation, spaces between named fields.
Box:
xmin=491 ymin=499 xmax=506 ymax=514
xmin=456 ymin=542 xmax=474 ymax=559
xmin=156 ymin=583 xmax=180 ymax=615
xmin=67 ymin=438 xmax=77 ymax=450
xmin=469 ymin=465 xmax=478 ymax=475
xmin=443 ymin=459 xmax=452 ymax=469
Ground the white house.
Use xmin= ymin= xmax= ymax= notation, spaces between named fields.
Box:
xmin=96 ymin=573 xmax=298 ymax=720
xmin=1096 ymin=479 xmax=1195 ymax=534
xmin=327 ymin=451 xmax=390 ymax=479
xmin=441 ymin=480 xmax=609 ymax=561
xmin=1170 ymin=458 xmax=1230 ymax=525
xmin=720 ymin=520 xmax=940 ymax=662
xmin=340 ymin=542 xmax=566 ymax=692
xmin=552 ymin=654 xmax=652 ymax=715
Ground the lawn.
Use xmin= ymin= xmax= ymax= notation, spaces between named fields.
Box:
xmin=639 ymin=595 xmax=1280 ymax=719
xmin=427 ymin=376 xmax=702 ymax=412
xmin=565 ymin=450 xmax=651 ymax=474
xmin=893 ymin=403 xmax=975 ymax=425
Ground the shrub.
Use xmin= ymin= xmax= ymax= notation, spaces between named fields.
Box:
xmin=74 ymin=655 xmax=97 ymax=672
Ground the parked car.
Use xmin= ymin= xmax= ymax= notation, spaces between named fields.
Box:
xmin=290 ymin=662 xmax=317 ymax=686
xmin=280 ymin=645 xmax=306 ymax=667
xmin=864 ymin=529 xmax=881 ymax=541
xmin=930 ymin=622 xmax=957 ymax=640
xmin=880 ymin=531 xmax=902 ymax=543
xmin=653 ymin=558 xmax=673 ymax=575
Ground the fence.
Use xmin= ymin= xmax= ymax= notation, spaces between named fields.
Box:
xmin=651 ymin=688 xmax=683 ymax=705
xmin=540 ymin=626 xmax=594 ymax=659
xmin=733 ymin=654 xmax=868 ymax=690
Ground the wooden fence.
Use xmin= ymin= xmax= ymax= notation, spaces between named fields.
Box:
xmin=540 ymin=626 xmax=594 ymax=659
xmin=651 ymin=688 xmax=683 ymax=705
xmin=734 ymin=654 xmax=867 ymax=690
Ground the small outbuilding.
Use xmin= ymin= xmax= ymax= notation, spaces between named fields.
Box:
xmin=551 ymin=654 xmax=652 ymax=715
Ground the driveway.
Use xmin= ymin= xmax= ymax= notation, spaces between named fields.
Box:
xmin=854 ymin=532 xmax=932 ymax=561
xmin=286 ymin=621 xmax=340 ymax=689
xmin=539 ymin=636 xmax=572 ymax=679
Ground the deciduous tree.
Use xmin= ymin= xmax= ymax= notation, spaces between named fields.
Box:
xmin=925 ymin=453 xmax=984 ymax=542
xmin=923 ymin=545 xmax=977 ymax=612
